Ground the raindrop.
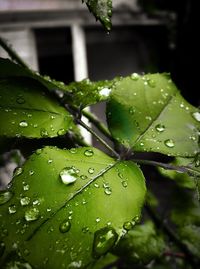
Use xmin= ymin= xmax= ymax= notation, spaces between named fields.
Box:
xmin=29 ymin=170 xmax=34 ymax=176
xmin=118 ymin=172 xmax=123 ymax=179
xmin=35 ymin=148 xmax=42 ymax=155
xmin=48 ymin=159 xmax=53 ymax=164
xmin=164 ymin=139 xmax=175 ymax=148
xmin=59 ymin=219 xmax=71 ymax=233
xmin=192 ymin=111 xmax=200 ymax=122
xmin=96 ymin=218 xmax=101 ymax=223
xmin=20 ymin=197 xmax=30 ymax=206
xmin=189 ymin=135 xmax=196 ymax=141
xmin=155 ymin=124 xmax=165 ymax=132
xmin=8 ymin=205 xmax=17 ymax=214
xmin=70 ymin=148 xmax=77 ymax=154
xmin=131 ymin=73 xmax=139 ymax=81
xmin=88 ymin=168 xmax=95 ymax=174
xmin=60 ymin=167 xmax=78 ymax=185
xmin=0 ymin=191 xmax=13 ymax=205
xmin=40 ymin=128 xmax=49 ymax=138
xmin=148 ymin=79 xmax=156 ymax=87
xmin=94 ymin=183 xmax=99 ymax=188
xmin=129 ymin=108 xmax=135 ymax=115
xmin=84 ymin=149 xmax=94 ymax=157
xmin=23 ymin=184 xmax=29 ymax=191
xmin=123 ymin=221 xmax=133 ymax=231
xmin=99 ymin=87 xmax=111 ymax=97
xmin=0 ymin=241 xmax=5 ymax=257
xmin=122 ymin=181 xmax=128 ymax=188
xmin=19 ymin=120 xmax=28 ymax=128
xmin=16 ymin=96 xmax=25 ymax=104
xmin=25 ymin=207 xmax=40 ymax=222
xmin=13 ymin=167 xmax=23 ymax=177
xmin=92 ymin=227 xmax=118 ymax=258
xmin=57 ymin=128 xmax=66 ymax=136
xmin=80 ymin=175 xmax=88 ymax=180
xmin=104 ymin=187 xmax=112 ymax=195
xmin=82 ymin=227 xmax=89 ymax=233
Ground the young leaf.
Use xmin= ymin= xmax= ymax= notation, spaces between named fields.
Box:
xmin=83 ymin=0 xmax=112 ymax=31
xmin=107 ymin=73 xmax=200 ymax=157
xmin=0 ymin=78 xmax=74 ymax=138
xmin=0 ymin=146 xmax=146 ymax=268
xmin=113 ymin=221 xmax=165 ymax=265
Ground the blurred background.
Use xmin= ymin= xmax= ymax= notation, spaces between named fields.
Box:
xmin=0 ymin=0 xmax=199 ymax=187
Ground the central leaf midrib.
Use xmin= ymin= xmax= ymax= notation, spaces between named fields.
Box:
xmin=132 ymin=94 xmax=175 ymax=147
xmin=26 ymin=161 xmax=118 ymax=241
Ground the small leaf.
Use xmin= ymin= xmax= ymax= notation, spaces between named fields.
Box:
xmin=0 ymin=147 xmax=146 ymax=268
xmin=83 ymin=0 xmax=112 ymax=31
xmin=0 ymin=78 xmax=73 ymax=138
xmin=113 ymin=221 xmax=165 ymax=265
xmin=107 ymin=73 xmax=200 ymax=157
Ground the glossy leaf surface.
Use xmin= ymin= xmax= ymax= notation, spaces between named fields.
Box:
xmin=107 ymin=73 xmax=200 ymax=157
xmin=0 ymin=78 xmax=73 ymax=138
xmin=0 ymin=147 xmax=146 ymax=268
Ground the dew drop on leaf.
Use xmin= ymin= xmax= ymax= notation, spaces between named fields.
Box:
xmin=40 ymin=128 xmax=49 ymax=138
xmin=35 ymin=149 xmax=43 ymax=155
xmin=70 ymin=148 xmax=77 ymax=154
xmin=80 ymin=175 xmax=88 ymax=180
xmin=155 ymin=124 xmax=165 ymax=132
xmin=59 ymin=219 xmax=71 ymax=233
xmin=122 ymin=181 xmax=128 ymax=188
xmin=16 ymin=96 xmax=25 ymax=104
xmin=123 ymin=221 xmax=133 ymax=231
xmin=57 ymin=128 xmax=66 ymax=136
xmin=13 ymin=167 xmax=23 ymax=177
xmin=130 ymin=73 xmax=139 ymax=81
xmin=96 ymin=217 xmax=101 ymax=223
xmin=25 ymin=207 xmax=40 ymax=222
xmin=0 ymin=241 xmax=5 ymax=257
xmin=19 ymin=120 xmax=28 ymax=128
xmin=148 ymin=79 xmax=156 ymax=88
xmin=192 ymin=111 xmax=200 ymax=122
xmin=92 ymin=227 xmax=118 ymax=258
xmin=164 ymin=139 xmax=175 ymax=148
xmin=60 ymin=167 xmax=78 ymax=185
xmin=104 ymin=187 xmax=112 ymax=195
xmin=82 ymin=227 xmax=89 ymax=233
xmin=0 ymin=191 xmax=13 ymax=205
xmin=20 ymin=197 xmax=31 ymax=206
xmin=88 ymin=168 xmax=95 ymax=174
xmin=99 ymin=87 xmax=111 ymax=97
xmin=8 ymin=205 xmax=17 ymax=214
xmin=84 ymin=149 xmax=94 ymax=157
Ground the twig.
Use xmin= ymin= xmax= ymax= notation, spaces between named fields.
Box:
xmin=76 ymin=118 xmax=120 ymax=159
xmin=0 ymin=37 xmax=30 ymax=69
xmin=132 ymin=158 xmax=198 ymax=178
xmin=145 ymin=205 xmax=199 ymax=268
xmin=82 ymin=109 xmax=113 ymax=140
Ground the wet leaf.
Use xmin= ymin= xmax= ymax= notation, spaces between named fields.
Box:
xmin=107 ymin=73 xmax=200 ymax=157
xmin=83 ymin=0 xmax=112 ymax=31
xmin=0 ymin=147 xmax=146 ymax=268
xmin=113 ymin=221 xmax=165 ymax=265
xmin=0 ymin=78 xmax=73 ymax=138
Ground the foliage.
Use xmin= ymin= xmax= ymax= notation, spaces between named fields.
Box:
xmin=0 ymin=1 xmax=200 ymax=269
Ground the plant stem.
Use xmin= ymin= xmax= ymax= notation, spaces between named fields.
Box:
xmin=76 ymin=118 xmax=120 ymax=159
xmin=133 ymin=158 xmax=198 ymax=178
xmin=82 ymin=109 xmax=113 ymax=140
xmin=0 ymin=37 xmax=30 ymax=69
xmin=145 ymin=205 xmax=199 ymax=268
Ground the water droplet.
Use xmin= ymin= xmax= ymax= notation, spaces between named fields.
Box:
xmin=148 ymin=79 xmax=156 ymax=88
xmin=123 ymin=221 xmax=133 ymax=231
xmin=192 ymin=111 xmax=200 ymax=122
xmin=94 ymin=183 xmax=99 ymax=188
xmin=84 ymin=149 xmax=94 ymax=157
xmin=189 ymin=135 xmax=196 ymax=141
xmin=93 ymin=227 xmax=118 ymax=258
xmin=19 ymin=120 xmax=28 ymax=128
xmin=82 ymin=227 xmax=89 ymax=233
xmin=80 ymin=175 xmax=88 ymax=180
xmin=164 ymin=139 xmax=175 ymax=148
xmin=48 ymin=159 xmax=53 ymax=164
xmin=35 ymin=148 xmax=42 ymax=155
xmin=96 ymin=217 xmax=101 ymax=223
xmin=59 ymin=219 xmax=71 ymax=233
xmin=20 ymin=197 xmax=30 ymax=206
xmin=16 ymin=96 xmax=25 ymax=104
xmin=70 ymin=148 xmax=77 ymax=154
xmin=0 ymin=241 xmax=5 ymax=257
xmin=57 ymin=128 xmax=66 ymax=136
xmin=155 ymin=124 xmax=165 ymax=132
xmin=131 ymin=73 xmax=139 ymax=81
xmin=99 ymin=87 xmax=111 ymax=97
xmin=25 ymin=207 xmax=40 ymax=222
xmin=29 ymin=170 xmax=34 ymax=176
xmin=122 ymin=181 xmax=128 ymax=188
xmin=104 ymin=187 xmax=112 ymax=195
xmin=40 ymin=128 xmax=49 ymax=138
xmin=0 ymin=191 xmax=13 ymax=205
xmin=8 ymin=205 xmax=17 ymax=214
xmin=60 ymin=167 xmax=78 ymax=185
xmin=129 ymin=108 xmax=135 ymax=114
xmin=88 ymin=168 xmax=95 ymax=174
xmin=13 ymin=167 xmax=23 ymax=177
xmin=23 ymin=184 xmax=29 ymax=191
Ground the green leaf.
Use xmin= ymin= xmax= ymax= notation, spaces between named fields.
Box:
xmin=83 ymin=0 xmax=112 ymax=31
xmin=113 ymin=221 xmax=165 ymax=265
xmin=158 ymin=157 xmax=198 ymax=189
xmin=0 ymin=147 xmax=146 ymax=268
xmin=0 ymin=78 xmax=74 ymax=138
xmin=107 ymin=73 xmax=200 ymax=157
